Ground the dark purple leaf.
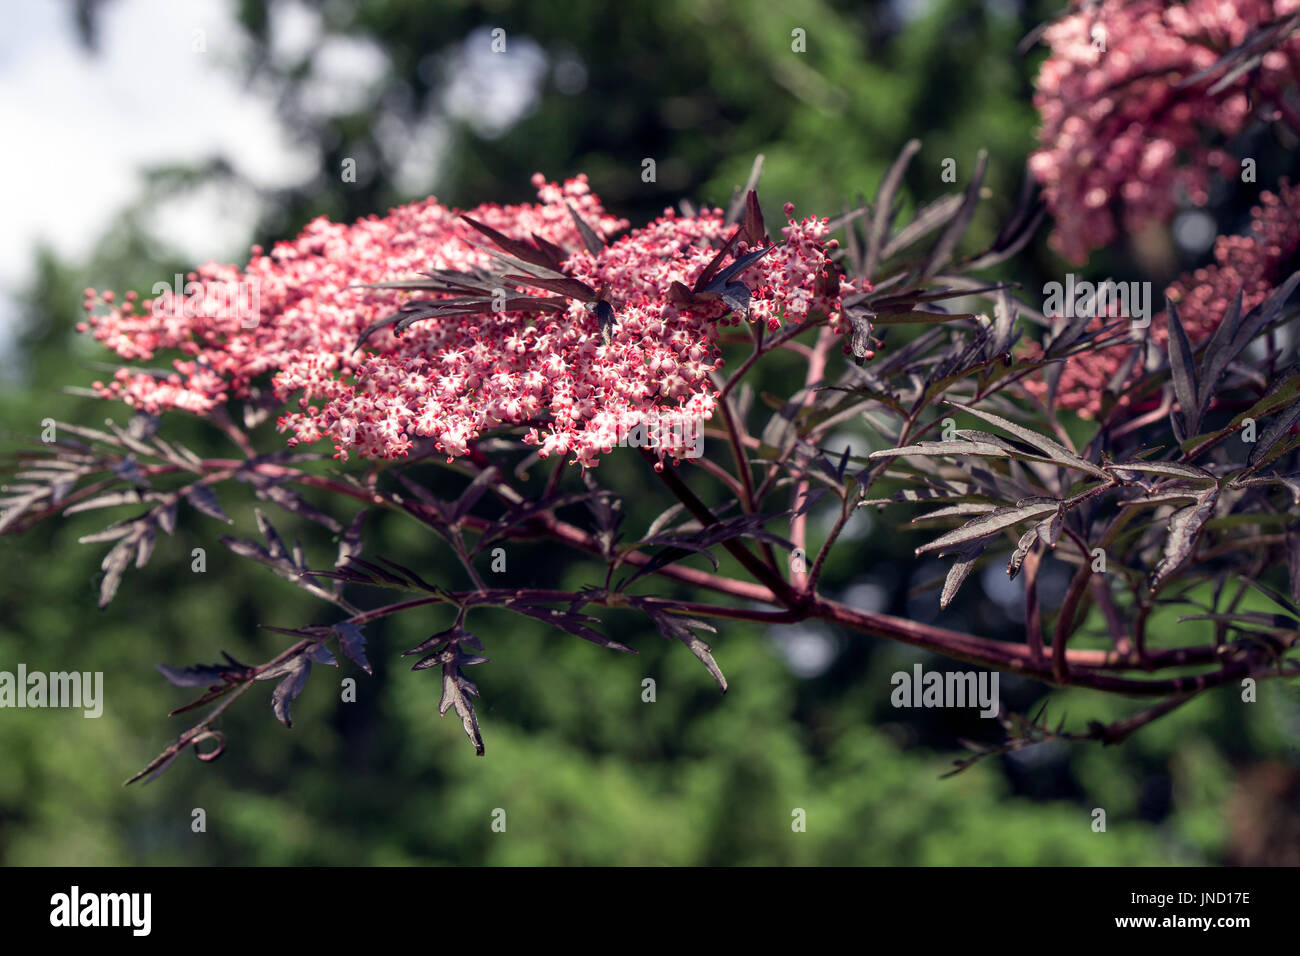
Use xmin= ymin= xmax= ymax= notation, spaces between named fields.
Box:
xmin=334 ymin=621 xmax=371 ymax=674
xmin=306 ymin=644 xmax=337 ymax=666
xmin=1150 ymin=488 xmax=1218 ymax=591
xmin=867 ymin=139 xmax=922 ymax=276
xmin=1006 ymin=526 xmax=1039 ymax=580
xmin=501 ymin=273 xmax=596 ymax=301
xmin=847 ymin=309 xmax=874 ymax=360
xmin=1196 ymin=288 xmax=1243 ymax=409
xmin=461 ymin=213 xmax=566 ymax=272
xmin=243 ymin=478 xmax=342 ymax=533
xmin=451 ymin=468 xmax=498 ymax=523
xmin=1247 ymin=401 xmax=1300 ymax=466
xmin=724 ymin=154 xmax=766 ymax=226
xmin=440 ymin=655 xmax=485 ymax=755
xmin=921 ymin=150 xmax=987 ymax=279
xmin=506 ymin=603 xmax=635 ymax=653
xmin=710 ymin=242 xmax=780 ymax=289
xmin=1108 ymin=460 xmax=1214 ymax=482
xmin=944 ymin=400 xmax=1106 ymax=477
xmin=692 ymin=226 xmax=741 ymax=292
xmin=133 ymin=522 xmax=156 ymax=568
xmin=265 ymin=657 xmax=310 ymax=728
xmin=98 ymin=534 xmax=137 ymax=607
xmin=566 ymin=202 xmax=604 ymax=255
xmin=940 ymin=541 xmax=986 ymax=609
xmin=650 ymin=611 xmax=727 ymax=692
xmin=741 ymin=189 xmax=767 ymax=248
xmin=157 ymin=658 xmax=245 ymax=687
xmin=1166 ymin=296 xmax=1199 ymax=434
xmin=254 ymin=508 xmax=289 ymax=560
xmin=332 ymin=508 xmax=366 ymax=595
xmin=64 ymin=490 xmax=155 ymax=514
xmin=184 ymin=484 xmax=232 ymax=523
xmin=917 ymin=498 xmax=1059 ymax=556
xmin=155 ymin=499 xmax=178 ymax=535
xmin=878 ymin=194 xmax=962 ymax=263
xmin=592 ymin=299 xmax=617 ymax=340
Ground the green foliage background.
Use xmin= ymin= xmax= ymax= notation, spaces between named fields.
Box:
xmin=2 ymin=0 xmax=1298 ymax=865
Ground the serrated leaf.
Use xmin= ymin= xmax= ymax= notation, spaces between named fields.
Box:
xmin=77 ymin=519 xmax=135 ymax=544
xmin=921 ymin=150 xmax=987 ymax=278
xmin=254 ymin=508 xmax=288 ymax=560
xmin=157 ymin=658 xmax=245 ymax=687
xmin=1150 ymin=488 xmax=1218 ymax=591
xmin=154 ymin=499 xmax=178 ymax=535
xmin=793 ymin=486 xmax=833 ymax=518
xmin=911 ymin=502 xmax=998 ymax=524
xmin=98 ymin=534 xmax=137 ymax=607
xmin=334 ymin=621 xmax=371 ymax=674
xmin=1247 ymin=401 xmax=1300 ymax=466
xmin=940 ymin=541 xmax=986 ymax=609
xmin=1228 ymin=271 xmax=1300 ymax=360
xmin=945 ymin=400 xmax=1106 ymax=477
xmin=651 ymin=612 xmax=727 ymax=692
xmin=1108 ymin=459 xmax=1215 ymax=482
xmin=440 ymin=659 xmax=485 ymax=756
xmin=502 ymin=273 xmax=596 ymax=302
xmin=643 ymin=502 xmax=687 ymax=540
xmin=306 ymin=644 xmax=337 ymax=666
xmin=184 ymin=484 xmax=232 ymax=523
xmin=111 ymin=455 xmax=149 ymax=487
xmin=1116 ymin=489 xmax=1213 ymax=509
xmin=624 ymin=535 xmax=720 ymax=581
xmin=1035 ymin=508 xmax=1063 ymax=547
xmin=917 ymin=498 xmax=1059 ymax=555
xmin=404 ymin=623 xmax=473 ymax=658
xmin=333 ymin=509 xmax=366 ymax=595
xmin=871 ymin=439 xmax=1020 ymax=461
xmin=245 ymin=478 xmax=341 ymax=532
xmin=267 ymin=656 xmax=310 ymax=728
xmin=134 ymin=522 xmax=156 ymax=568
xmin=880 ymin=194 xmax=963 ymax=262
xmin=507 ymin=603 xmax=636 ymax=653
xmin=1007 ymin=526 xmax=1039 ymax=579
xmin=64 ymin=490 xmax=157 ymax=515
xmin=866 ymin=138 xmax=921 ymax=275
xmin=847 ymin=309 xmax=874 ymax=360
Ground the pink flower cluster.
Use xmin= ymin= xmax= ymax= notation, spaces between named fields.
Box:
xmin=1029 ymin=0 xmax=1300 ymax=264
xmin=1169 ymin=179 xmax=1300 ymax=329
xmin=1024 ymin=180 xmax=1300 ymax=418
xmin=80 ymin=176 xmax=847 ymax=467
